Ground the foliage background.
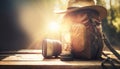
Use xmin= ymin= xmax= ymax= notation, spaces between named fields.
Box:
xmin=97 ymin=0 xmax=120 ymax=47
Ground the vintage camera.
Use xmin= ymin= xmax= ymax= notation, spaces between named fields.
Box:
xmin=42 ymin=39 xmax=73 ymax=61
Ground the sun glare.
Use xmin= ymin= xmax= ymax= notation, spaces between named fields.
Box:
xmin=49 ymin=22 xmax=60 ymax=32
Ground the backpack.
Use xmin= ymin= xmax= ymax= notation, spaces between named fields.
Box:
xmin=61 ymin=9 xmax=104 ymax=59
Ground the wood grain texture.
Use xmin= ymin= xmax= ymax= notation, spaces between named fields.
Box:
xmin=0 ymin=50 xmax=119 ymax=69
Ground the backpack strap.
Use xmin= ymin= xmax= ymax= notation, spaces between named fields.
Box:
xmin=101 ymin=33 xmax=120 ymax=69
xmin=102 ymin=33 xmax=120 ymax=60
xmin=90 ymin=17 xmax=120 ymax=69
xmin=90 ymin=17 xmax=120 ymax=60
xmin=101 ymin=52 xmax=119 ymax=69
xmin=89 ymin=17 xmax=104 ymax=59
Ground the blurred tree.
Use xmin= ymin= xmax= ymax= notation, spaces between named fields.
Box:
xmin=97 ymin=0 xmax=120 ymax=46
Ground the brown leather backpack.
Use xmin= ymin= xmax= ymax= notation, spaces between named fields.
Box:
xmin=62 ymin=9 xmax=104 ymax=59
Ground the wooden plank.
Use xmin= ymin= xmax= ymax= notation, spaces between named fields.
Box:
xmin=0 ymin=49 xmax=42 ymax=54
xmin=0 ymin=59 xmax=119 ymax=69
xmin=0 ymin=50 xmax=119 ymax=69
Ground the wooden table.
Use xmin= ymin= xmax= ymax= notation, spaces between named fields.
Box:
xmin=0 ymin=50 xmax=119 ymax=69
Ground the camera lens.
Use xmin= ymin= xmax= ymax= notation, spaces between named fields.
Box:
xmin=42 ymin=39 xmax=62 ymax=58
